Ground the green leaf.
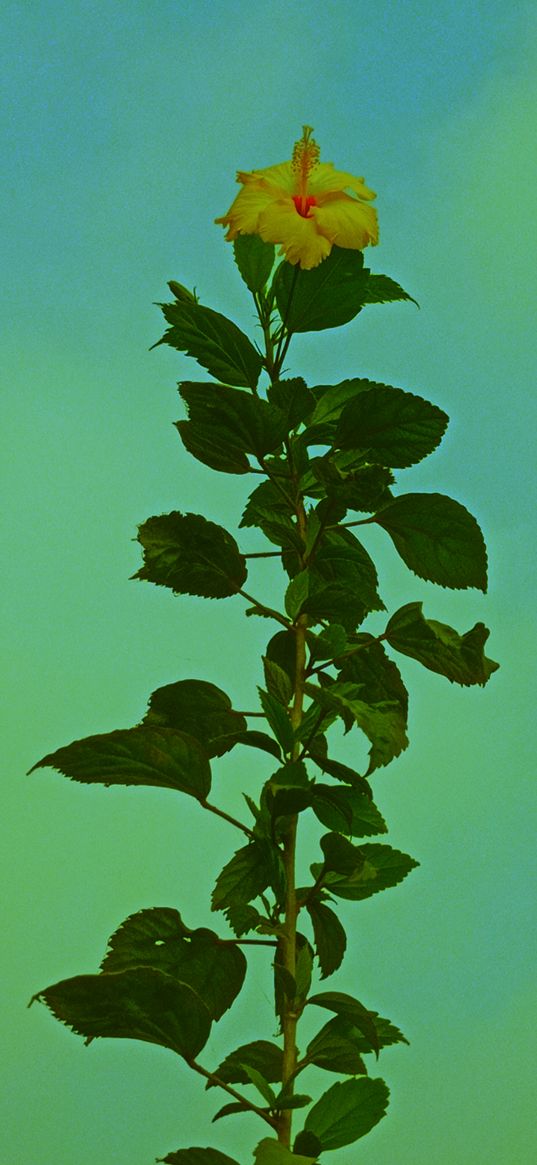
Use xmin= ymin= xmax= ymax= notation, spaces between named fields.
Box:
xmin=306 ymin=899 xmax=347 ymax=979
xmin=211 ymin=1040 xmax=283 ymax=1087
xmin=313 ymin=843 xmax=419 ymax=901
xmin=212 ymin=842 xmax=279 ymax=918
xmin=241 ymin=479 xmax=295 ymax=528
xmin=363 ymin=273 xmax=418 ymax=307
xmin=307 ymin=623 xmax=348 ymax=662
xmin=31 ymin=967 xmax=211 ymax=1059
xmin=374 ymin=493 xmax=488 ymax=591
xmin=304 ymin=1077 xmax=389 ymax=1148
xmin=144 ymin=679 xmax=247 ymax=757
xmin=267 ymin=378 xmax=316 ymax=430
xmin=179 ymin=382 xmax=287 ymax=462
xmin=307 ymin=741 xmax=372 ymax=793
xmin=100 ymin=908 xmax=246 ymax=1021
xmin=309 ymin=459 xmax=394 ymax=514
xmin=306 ymin=681 xmax=407 ymax=775
xmin=272 ymin=1093 xmax=312 ymax=1111
xmin=230 ymin=729 xmax=282 ymax=761
xmin=308 ymin=379 xmax=373 ymax=428
xmin=258 ymin=688 xmax=295 ymax=754
xmin=385 ymin=602 xmax=499 ymax=686
xmin=176 ymin=420 xmax=250 ymax=475
xmin=337 ymin=637 xmax=409 ymax=773
xmin=254 ymin=1139 xmax=317 ymax=1165
xmin=312 ymin=785 xmax=387 ymax=838
xmin=154 ymin=298 xmax=262 ymax=389
xmin=212 ymin=1101 xmax=250 ymax=1122
xmin=284 ymin=570 xmax=310 ymax=620
xmin=307 ymin=991 xmax=380 ymax=1054
xmin=29 ymin=725 xmax=211 ymax=800
xmin=134 ymin=511 xmax=247 ymax=599
xmin=304 ymin=528 xmax=384 ymax=629
xmin=159 ymin=1149 xmax=241 ymax=1165
xmin=305 ymin=1015 xmax=368 ymax=1075
xmin=273 ymin=247 xmax=370 ymax=332
xmin=263 ymin=657 xmax=294 ymax=707
xmin=335 ymin=381 xmax=448 ymax=468
xmin=320 ymin=832 xmax=365 ymax=875
xmin=243 ymin=1065 xmax=277 ymax=1107
xmin=293 ymin=1132 xmax=322 ymax=1158
xmin=233 ymin=234 xmax=275 ymax=291
xmin=265 ymin=630 xmax=297 ymax=695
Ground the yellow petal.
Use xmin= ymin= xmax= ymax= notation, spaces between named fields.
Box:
xmin=309 ymin=162 xmax=376 ymax=201
xmin=237 ymin=161 xmax=295 ymax=194
xmin=313 ymin=193 xmax=379 ymax=249
xmin=215 ymin=184 xmax=275 ymax=238
xmin=257 ymin=200 xmax=332 ymax=269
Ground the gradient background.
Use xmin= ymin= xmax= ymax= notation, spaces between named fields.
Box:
xmin=2 ymin=2 xmax=536 ymax=1162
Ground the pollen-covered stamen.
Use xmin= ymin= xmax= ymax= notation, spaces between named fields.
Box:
xmin=291 ymin=125 xmax=320 ymax=215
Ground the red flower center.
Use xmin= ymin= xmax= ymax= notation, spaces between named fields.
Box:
xmin=292 ymin=195 xmax=317 ymax=218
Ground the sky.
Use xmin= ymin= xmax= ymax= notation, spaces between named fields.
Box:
xmin=2 ymin=1 xmax=536 ymax=1163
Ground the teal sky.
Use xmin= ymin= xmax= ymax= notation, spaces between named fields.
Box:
xmin=2 ymin=2 xmax=536 ymax=1162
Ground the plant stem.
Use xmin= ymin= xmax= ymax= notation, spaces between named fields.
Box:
xmin=201 ymin=799 xmax=253 ymax=837
xmin=189 ymin=1059 xmax=278 ymax=1129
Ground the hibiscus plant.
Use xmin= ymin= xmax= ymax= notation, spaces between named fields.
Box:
xmin=29 ymin=127 xmax=498 ymax=1164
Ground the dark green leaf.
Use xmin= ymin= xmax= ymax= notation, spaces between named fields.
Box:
xmin=258 ymin=688 xmax=295 ymax=754
xmin=293 ymin=1132 xmax=322 ymax=1158
xmin=363 ymin=274 xmax=418 ymax=307
xmin=385 ymin=602 xmax=499 ymax=686
xmin=273 ymin=248 xmax=370 ymax=332
xmin=159 ymin=1149 xmax=240 ymax=1165
xmin=305 ymin=1015 xmax=368 ymax=1075
xmin=167 ymin=280 xmax=198 ymax=304
xmin=267 ymin=378 xmax=316 ymax=430
xmin=212 ymin=1102 xmax=250 ymax=1122
xmin=241 ymin=480 xmax=295 ymax=528
xmin=223 ymin=902 xmax=266 ymax=939
xmin=308 ymin=379 xmax=373 ymax=428
xmin=243 ymin=1065 xmax=277 ymax=1107
xmin=314 ymin=843 xmax=419 ymax=901
xmin=335 ymin=382 xmax=448 ymax=468
xmin=312 ymin=785 xmax=387 ymax=838
xmin=309 ymin=458 xmax=394 ymax=513
xmin=337 ymin=637 xmax=409 ymax=773
xmin=212 ymin=842 xmax=279 ymax=917
xmin=306 ymin=899 xmax=347 ymax=979
xmin=306 ymin=680 xmax=407 ymax=775
xmin=307 ymin=740 xmax=372 ymax=793
xmin=179 ymin=382 xmax=287 ymax=461
xmin=265 ymin=630 xmax=297 ymax=695
xmin=134 ymin=511 xmax=247 ymax=599
xmin=304 ymin=1076 xmax=389 ymax=1148
xmin=307 ymin=992 xmax=380 ymax=1054
xmin=305 ymin=528 xmax=384 ymax=628
xmin=230 ymin=730 xmax=282 ymax=761
xmin=29 ymin=725 xmax=211 ymax=800
xmin=272 ymin=1093 xmax=312 ymax=1111
xmin=374 ymin=493 xmax=488 ymax=590
xmin=320 ymin=833 xmax=365 ymax=875
xmin=154 ymin=298 xmax=262 ymax=389
xmin=100 ymin=908 xmax=246 ymax=1021
xmin=263 ymin=657 xmax=294 ymax=707
xmin=211 ymin=1040 xmax=283 ymax=1087
xmin=31 ymin=967 xmax=211 ymax=1059
xmin=144 ymin=679 xmax=247 ymax=757
xmin=176 ymin=420 xmax=250 ymax=475
xmin=233 ymin=235 xmax=275 ymax=291
xmin=254 ymin=1139 xmax=317 ymax=1165
xmin=307 ymin=623 xmax=348 ymax=661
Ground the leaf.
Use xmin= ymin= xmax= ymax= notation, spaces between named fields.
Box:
xmin=273 ymin=247 xmax=370 ymax=332
xmin=313 ymin=843 xmax=419 ymax=901
xmin=311 ymin=785 xmax=387 ymax=838
xmin=306 ymin=899 xmax=347 ymax=979
xmin=178 ymin=382 xmax=287 ymax=462
xmin=337 ymin=637 xmax=409 ymax=773
xmin=233 ymin=234 xmax=275 ymax=291
xmin=230 ymin=730 xmax=282 ymax=761
xmin=307 ymin=741 xmax=372 ymax=794
xmin=263 ymin=657 xmax=293 ymax=707
xmin=305 ymin=1015 xmax=368 ymax=1075
xmin=211 ymin=1040 xmax=283 ymax=1087
xmin=100 ymin=908 xmax=246 ymax=1021
xmin=304 ymin=1076 xmax=389 ymax=1148
xmin=308 ymin=379 xmax=373 ymax=428
xmin=154 ymin=298 xmax=263 ymax=389
xmin=272 ymin=1092 xmax=312 ymax=1112
xmin=241 ymin=480 xmax=295 ymax=528
xmin=335 ymin=381 xmax=448 ymax=468
xmin=243 ymin=1065 xmax=277 ymax=1107
xmin=212 ymin=1102 xmax=250 ymax=1123
xmin=258 ymin=688 xmax=295 ymax=754
xmin=320 ymin=832 xmax=365 ymax=875
xmin=385 ymin=602 xmax=499 ymax=686
xmin=159 ymin=1149 xmax=241 ymax=1165
xmin=144 ymin=679 xmax=247 ymax=757
xmin=293 ymin=1133 xmax=322 ymax=1158
xmin=212 ymin=842 xmax=278 ymax=916
xmin=374 ymin=493 xmax=488 ymax=591
xmin=304 ymin=528 xmax=384 ymax=628
xmin=307 ymin=992 xmax=380 ymax=1055
xmin=31 ymin=967 xmax=211 ymax=1059
xmin=311 ymin=460 xmax=394 ymax=514
xmin=307 ymin=624 xmax=348 ymax=661
xmin=29 ymin=725 xmax=211 ymax=800
xmin=306 ymin=681 xmax=407 ymax=775
xmin=176 ymin=420 xmax=250 ymax=475
xmin=265 ymin=630 xmax=297 ymax=695
xmin=267 ymin=378 xmax=316 ymax=430
xmin=254 ymin=1139 xmax=317 ymax=1165
xmin=363 ymin=274 xmax=418 ymax=307
xmin=134 ymin=512 xmax=247 ymax=599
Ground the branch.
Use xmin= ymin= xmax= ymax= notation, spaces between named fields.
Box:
xmin=200 ymin=798 xmax=254 ymax=837
xmin=188 ymin=1058 xmax=278 ymax=1129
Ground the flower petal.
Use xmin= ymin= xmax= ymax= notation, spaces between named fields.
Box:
xmin=313 ymin=193 xmax=379 ymax=249
xmin=215 ymin=184 xmax=275 ymax=238
xmin=238 ymin=161 xmax=295 ymax=194
xmin=257 ymin=200 xmax=332 ymax=269
xmin=309 ymin=162 xmax=376 ymax=201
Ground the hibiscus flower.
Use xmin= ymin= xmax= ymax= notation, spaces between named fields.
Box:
xmin=216 ymin=126 xmax=378 ymax=270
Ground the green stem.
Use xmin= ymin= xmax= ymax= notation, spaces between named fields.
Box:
xmin=201 ymin=798 xmax=253 ymax=837
xmin=238 ymin=587 xmax=290 ymax=628
xmin=189 ymin=1059 xmax=278 ymax=1129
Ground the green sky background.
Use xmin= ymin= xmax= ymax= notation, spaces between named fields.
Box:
xmin=2 ymin=2 xmax=536 ymax=1162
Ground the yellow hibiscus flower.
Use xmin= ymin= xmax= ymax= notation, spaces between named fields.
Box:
xmin=216 ymin=126 xmax=378 ymax=271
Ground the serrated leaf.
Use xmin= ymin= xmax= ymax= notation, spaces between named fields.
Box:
xmin=254 ymin=1139 xmax=317 ymax=1165
xmin=307 ymin=624 xmax=348 ymax=661
xmin=134 ymin=511 xmax=247 ymax=598
xmin=230 ymin=729 xmax=282 ymax=761
xmin=273 ymin=247 xmax=370 ymax=332
xmin=267 ymin=378 xmax=316 ymax=430
xmin=293 ymin=1132 xmax=322 ymax=1157
xmin=336 ymin=637 xmax=409 ymax=773
xmin=233 ymin=235 xmax=275 ymax=291
xmin=304 ymin=528 xmax=384 ymax=630
xmin=385 ymin=602 xmax=499 ymax=685
xmin=335 ymin=382 xmax=448 ymax=468
xmin=374 ymin=493 xmax=488 ymax=591
xmin=306 ymin=680 xmax=407 ymax=775
xmin=29 ymin=725 xmax=211 ymax=800
xmin=314 ymin=843 xmax=419 ymax=901
xmin=243 ymin=1064 xmax=277 ymax=1107
xmin=159 ymin=1149 xmax=240 ymax=1165
xmin=307 ymin=741 xmax=372 ymax=794
xmin=305 ymin=1015 xmax=368 ymax=1075
xmin=320 ymin=833 xmax=365 ymax=875
xmin=308 ymin=379 xmax=373 ymax=428
xmin=304 ymin=1076 xmax=389 ymax=1148
xmin=311 ymin=785 xmax=387 ymax=838
xmin=212 ymin=841 xmax=279 ymax=915
xmin=263 ymin=657 xmax=294 ymax=707
xmin=212 ymin=1040 xmax=283 ymax=1087
xmin=306 ymin=899 xmax=347 ymax=979
xmin=144 ymin=679 xmax=247 ymax=757
xmin=100 ymin=908 xmax=246 ymax=1021
xmin=241 ymin=480 xmax=295 ymax=528
xmin=179 ymin=382 xmax=287 ymax=462
xmin=212 ymin=1101 xmax=250 ymax=1123
xmin=258 ymin=688 xmax=295 ymax=754
xmin=363 ymin=274 xmax=418 ymax=306
xmin=154 ymin=298 xmax=262 ymax=389
xmin=31 ymin=967 xmax=211 ymax=1059
xmin=176 ymin=419 xmax=250 ymax=474
xmin=307 ymin=992 xmax=380 ymax=1054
